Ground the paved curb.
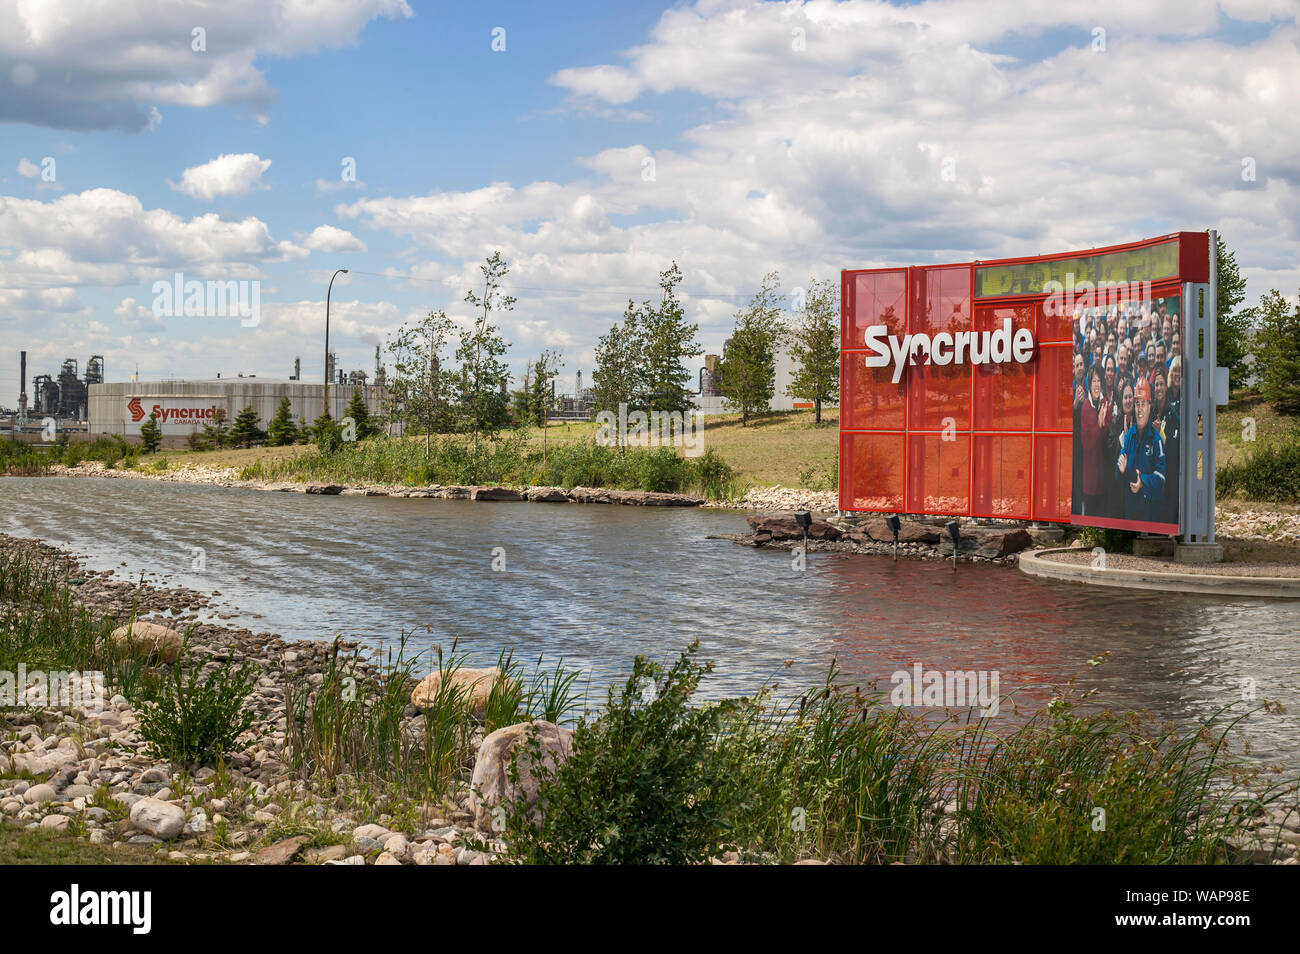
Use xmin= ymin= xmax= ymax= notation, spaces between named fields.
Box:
xmin=1018 ymin=546 xmax=1300 ymax=598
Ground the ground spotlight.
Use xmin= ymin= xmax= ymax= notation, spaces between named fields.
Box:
xmin=886 ymin=514 xmax=901 ymax=561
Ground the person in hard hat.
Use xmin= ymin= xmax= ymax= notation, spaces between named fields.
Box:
xmin=1115 ymin=378 xmax=1167 ymax=523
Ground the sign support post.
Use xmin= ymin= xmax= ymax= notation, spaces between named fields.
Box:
xmin=1176 ymin=230 xmax=1222 ymax=563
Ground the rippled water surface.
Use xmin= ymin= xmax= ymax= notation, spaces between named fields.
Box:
xmin=3 ymin=476 xmax=1297 ymax=765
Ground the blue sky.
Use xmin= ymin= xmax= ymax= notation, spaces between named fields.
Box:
xmin=1 ymin=0 xmax=1297 ymax=400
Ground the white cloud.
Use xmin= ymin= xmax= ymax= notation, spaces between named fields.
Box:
xmin=0 ymin=0 xmax=412 ymax=131
xmin=302 ymin=225 xmax=367 ymax=254
xmin=0 ymin=188 xmax=307 ymax=294
xmin=16 ymin=157 xmax=39 ymax=178
xmin=170 ymin=153 xmax=272 ymax=200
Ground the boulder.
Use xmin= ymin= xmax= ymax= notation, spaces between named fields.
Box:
xmin=469 ymin=720 xmax=574 ymax=832
xmin=526 ymin=486 xmax=571 ymax=503
xmin=129 ymin=797 xmax=186 ymax=840
xmin=410 ymin=667 xmax=503 ymax=715
xmin=23 ymin=783 xmax=57 ymax=804
xmin=471 ymin=486 xmax=525 ymax=501
xmin=935 ymin=527 xmax=1032 ymax=558
xmin=858 ymin=519 xmax=941 ymax=545
xmin=109 ymin=621 xmax=183 ymax=663
xmin=254 ymin=835 xmax=309 ymax=865
xmin=441 ymin=486 xmax=473 ymax=499
xmin=303 ymin=483 xmax=343 ymax=495
xmin=746 ymin=513 xmax=842 ymax=542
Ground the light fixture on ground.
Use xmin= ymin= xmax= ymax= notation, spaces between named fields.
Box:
xmin=886 ymin=514 xmax=901 ymax=561
xmin=945 ymin=521 xmax=960 ymax=571
xmin=795 ymin=510 xmax=812 ymax=562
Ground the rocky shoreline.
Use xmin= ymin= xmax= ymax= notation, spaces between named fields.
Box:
xmin=0 ymin=532 xmax=511 ymax=866
xmin=41 ymin=461 xmax=707 ymax=508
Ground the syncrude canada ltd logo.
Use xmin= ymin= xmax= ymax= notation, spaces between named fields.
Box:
xmin=127 ymin=397 xmax=145 ymax=422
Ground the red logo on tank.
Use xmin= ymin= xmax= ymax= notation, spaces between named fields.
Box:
xmin=127 ymin=397 xmax=145 ymax=422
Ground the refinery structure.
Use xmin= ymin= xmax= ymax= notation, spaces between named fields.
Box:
xmin=2 ymin=350 xmax=387 ymax=447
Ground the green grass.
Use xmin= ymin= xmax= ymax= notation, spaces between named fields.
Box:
xmin=0 ymin=435 xmax=142 ymax=475
xmin=238 ymin=431 xmax=743 ymax=499
xmin=0 ymin=822 xmax=181 ymax=864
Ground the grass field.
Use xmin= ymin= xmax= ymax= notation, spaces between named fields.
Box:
xmin=135 ymin=410 xmax=840 ymax=489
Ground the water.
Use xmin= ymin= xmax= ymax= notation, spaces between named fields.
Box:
xmin=3 ymin=476 xmax=1298 ymax=765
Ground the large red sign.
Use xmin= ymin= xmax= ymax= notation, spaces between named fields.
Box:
xmin=840 ymin=232 xmax=1209 ymax=534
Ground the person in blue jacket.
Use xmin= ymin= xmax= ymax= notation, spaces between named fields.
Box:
xmin=1115 ymin=378 xmax=1166 ymax=523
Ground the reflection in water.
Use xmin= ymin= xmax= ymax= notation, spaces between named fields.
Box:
xmin=3 ymin=477 xmax=1297 ymax=765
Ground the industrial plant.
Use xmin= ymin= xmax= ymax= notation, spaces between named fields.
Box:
xmin=2 ymin=351 xmax=386 ymax=448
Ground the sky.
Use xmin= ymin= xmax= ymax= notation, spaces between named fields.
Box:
xmin=1 ymin=0 xmax=1297 ymax=403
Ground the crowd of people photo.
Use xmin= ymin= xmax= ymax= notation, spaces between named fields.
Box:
xmin=1071 ymin=294 xmax=1182 ymax=526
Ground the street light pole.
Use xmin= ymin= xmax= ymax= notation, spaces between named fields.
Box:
xmin=324 ymin=268 xmax=348 ymax=421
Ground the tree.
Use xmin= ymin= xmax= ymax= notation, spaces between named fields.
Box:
xmin=1250 ymin=289 xmax=1300 ymax=413
xmin=592 ymin=301 xmax=646 ymax=453
xmin=266 ymin=397 xmax=297 ymax=446
xmin=139 ymin=412 xmax=162 ymax=453
xmin=312 ymin=410 xmax=341 ymax=452
xmin=716 ymin=272 xmax=786 ymax=426
xmin=638 ymin=263 xmax=701 ymax=414
xmin=458 ymin=251 xmax=514 ymax=453
xmin=519 ymin=350 xmax=563 ymax=428
xmin=296 ymin=417 xmax=313 ymax=444
xmin=342 ymin=390 xmax=376 ymax=441
xmin=199 ymin=408 xmax=230 ymax=449
xmin=1213 ymin=233 xmax=1251 ymax=392
xmin=228 ymin=405 xmax=265 ymax=448
xmin=786 ymin=277 xmax=841 ymax=424
xmin=387 ymin=309 xmax=455 ymax=458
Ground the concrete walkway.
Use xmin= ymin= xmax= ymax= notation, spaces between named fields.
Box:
xmin=1019 ymin=546 xmax=1300 ymax=598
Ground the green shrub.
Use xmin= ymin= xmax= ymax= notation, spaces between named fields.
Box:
xmin=1217 ymin=439 xmax=1300 ymax=502
xmin=1072 ymin=526 xmax=1137 ymax=553
xmin=502 ymin=643 xmax=736 ymax=865
xmin=138 ymin=656 xmax=261 ymax=766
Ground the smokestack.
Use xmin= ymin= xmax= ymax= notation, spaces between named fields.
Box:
xmin=18 ymin=351 xmax=27 ymax=416
xmin=293 ymin=357 xmax=301 ymax=381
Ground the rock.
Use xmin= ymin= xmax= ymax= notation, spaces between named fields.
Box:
xmin=306 ymin=844 xmax=350 ymax=864
xmin=382 ymin=833 xmax=410 ymax=861
xmin=469 ymin=720 xmax=573 ymax=832
xmin=374 ymin=851 xmax=402 ymax=865
xmin=109 ymin=621 xmax=183 ymax=663
xmin=471 ymin=486 xmax=525 ymax=501
xmin=431 ymin=843 xmax=456 ymax=865
xmin=185 ymin=809 xmax=208 ymax=834
xmin=352 ymin=823 xmax=391 ymax=842
xmin=88 ymin=829 xmax=110 ymax=845
xmin=746 ymin=513 xmax=842 ymax=542
xmin=324 ymin=855 xmax=365 ymax=866
xmin=39 ymin=814 xmax=70 ymax=831
xmin=254 ymin=835 xmax=308 ymax=865
xmin=129 ymin=797 xmax=186 ymax=840
xmin=303 ymin=483 xmax=344 ymax=495
xmin=23 ymin=784 xmax=57 ymax=804
xmin=410 ymin=667 xmax=503 ymax=715
xmin=858 ymin=520 xmax=941 ymax=545
xmin=526 ymin=486 xmax=571 ymax=503
xmin=354 ymin=835 xmax=384 ymax=855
